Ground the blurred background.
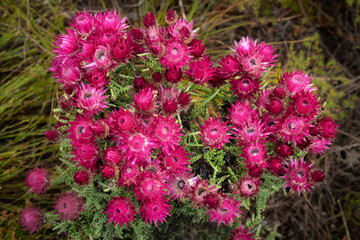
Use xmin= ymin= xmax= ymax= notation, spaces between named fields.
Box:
xmin=0 ymin=0 xmax=359 ymax=239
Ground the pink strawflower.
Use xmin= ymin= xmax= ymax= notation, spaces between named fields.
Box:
xmin=99 ymin=10 xmax=128 ymax=33
xmin=67 ymin=116 xmax=94 ymax=143
xmin=44 ymin=129 xmax=59 ymax=142
xmin=118 ymin=129 xmax=158 ymax=164
xmin=241 ymin=142 xmax=268 ymax=169
xmin=54 ymin=191 xmax=85 ymax=221
xmin=275 ymin=142 xmax=294 ymax=158
xmin=101 ymin=164 xmax=116 ymax=179
xmin=307 ymin=138 xmax=331 ymax=154
xmin=190 ymin=180 xmax=218 ymax=208
xmin=103 ymin=146 xmax=123 ymax=165
xmin=167 ymin=172 xmax=198 ymax=201
xmin=71 ymin=10 xmax=94 ymax=38
xmin=105 ymin=197 xmax=136 ymax=227
xmin=107 ymin=108 xmax=136 ymax=136
xmin=72 ymin=143 xmax=98 ymax=170
xmin=118 ymin=163 xmax=139 ymax=187
xmin=168 ymin=19 xmax=197 ymax=42
xmin=134 ymin=171 xmax=167 ymax=201
xmin=229 ymin=76 xmax=260 ymax=99
xmin=279 ymin=71 xmax=314 ymax=94
xmin=199 ymin=117 xmax=232 ymax=149
xmin=186 ymin=57 xmax=215 ymax=85
xmin=19 ymin=207 xmax=44 ymax=233
xmin=158 ymin=85 xmax=181 ymax=114
xmin=73 ymin=170 xmax=90 ymax=185
xmin=237 ymin=173 xmax=261 ymax=197
xmin=227 ymin=100 xmax=254 ymax=126
xmin=153 ymin=115 xmax=182 ymax=153
xmin=53 ymin=29 xmax=78 ymax=57
xmin=310 ymin=170 xmax=325 ymax=183
xmin=25 ymin=167 xmax=50 ymax=195
xmin=279 ymin=115 xmax=311 ymax=146
xmin=292 ymin=90 xmax=320 ymax=117
xmin=281 ymin=157 xmax=313 ymax=195
xmin=162 ymin=146 xmax=191 ymax=175
xmin=233 ymin=120 xmax=267 ymax=144
xmin=267 ymin=158 xmax=285 ymax=176
xmin=133 ymin=88 xmax=157 ymax=115
xmin=188 ymin=39 xmax=206 ymax=58
xmin=51 ymin=57 xmax=83 ymax=88
xmin=112 ymin=38 xmax=133 ymax=62
xmin=160 ymin=38 xmax=191 ymax=70
xmin=206 ymin=196 xmax=242 ymax=227
xmin=178 ymin=91 xmax=191 ymax=109
xmin=261 ymin=114 xmax=280 ymax=136
xmin=143 ymin=12 xmax=156 ymax=28
xmin=219 ymin=55 xmax=241 ymax=77
xmin=228 ymin=224 xmax=255 ymax=240
xmin=232 ymin=37 xmax=257 ymax=58
xmin=165 ymin=67 xmax=183 ymax=84
xmin=140 ymin=199 xmax=172 ymax=227
xmin=164 ymin=9 xmax=177 ymax=25
xmin=75 ymin=83 xmax=109 ymax=116
xmin=315 ymin=117 xmax=339 ymax=140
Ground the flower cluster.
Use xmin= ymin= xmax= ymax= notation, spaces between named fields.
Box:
xmin=21 ymin=9 xmax=337 ymax=239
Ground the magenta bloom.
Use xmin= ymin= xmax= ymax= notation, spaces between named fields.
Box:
xmin=153 ymin=115 xmax=182 ymax=154
xmin=75 ymin=83 xmax=109 ymax=116
xmin=206 ymin=197 xmax=242 ymax=227
xmin=228 ymin=224 xmax=255 ymax=240
xmin=186 ymin=57 xmax=215 ymax=85
xmin=105 ymin=197 xmax=136 ymax=227
xmin=162 ymin=146 xmax=191 ymax=175
xmin=279 ymin=115 xmax=311 ymax=146
xmin=160 ymin=38 xmax=191 ymax=70
xmin=19 ymin=207 xmax=44 ymax=233
xmin=140 ymin=199 xmax=172 ymax=227
xmin=133 ymin=88 xmax=157 ymax=114
xmin=281 ymin=157 xmax=313 ymax=195
xmin=134 ymin=171 xmax=167 ymax=202
xmin=54 ymin=191 xmax=85 ymax=221
xmin=199 ymin=117 xmax=232 ymax=149
xmin=25 ymin=167 xmax=50 ymax=195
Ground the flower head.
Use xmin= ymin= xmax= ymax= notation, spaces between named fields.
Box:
xmin=228 ymin=224 xmax=255 ymax=240
xmin=153 ymin=115 xmax=182 ymax=153
xmin=160 ymin=38 xmax=191 ymax=70
xmin=140 ymin=199 xmax=172 ymax=227
xmin=105 ymin=197 xmax=136 ymax=227
xmin=281 ymin=157 xmax=313 ymax=195
xmin=206 ymin=196 xmax=242 ymax=227
xmin=19 ymin=207 xmax=44 ymax=233
xmin=133 ymin=88 xmax=157 ymax=115
xmin=199 ymin=117 xmax=232 ymax=149
xmin=75 ymin=83 xmax=108 ymax=116
xmin=54 ymin=191 xmax=85 ymax=221
xmin=25 ymin=167 xmax=50 ymax=195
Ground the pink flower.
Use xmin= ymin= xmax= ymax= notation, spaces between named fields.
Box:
xmin=133 ymin=88 xmax=157 ymax=115
xmin=227 ymin=100 xmax=254 ymax=126
xmin=199 ymin=117 xmax=232 ymax=149
xmin=44 ymin=129 xmax=59 ymax=142
xmin=75 ymin=83 xmax=109 ymax=116
xmin=162 ymin=146 xmax=191 ymax=175
xmin=164 ymin=9 xmax=177 ymax=25
xmin=72 ymin=143 xmax=98 ymax=170
xmin=167 ymin=172 xmax=198 ymax=201
xmin=73 ymin=170 xmax=90 ymax=185
xmin=103 ymin=146 xmax=123 ymax=165
xmin=140 ymin=199 xmax=172 ymax=227
xmin=118 ymin=129 xmax=158 ymax=164
xmin=188 ymin=39 xmax=206 ymax=58
xmin=134 ymin=171 xmax=167 ymax=202
xmin=228 ymin=224 xmax=255 ymax=240
xmin=160 ymin=38 xmax=191 ymax=70
xmin=267 ymin=158 xmax=285 ymax=176
xmin=153 ymin=115 xmax=182 ymax=153
xmin=279 ymin=71 xmax=314 ymax=94
xmin=107 ymin=108 xmax=136 ymax=136
xmin=186 ymin=57 xmax=215 ymax=85
xmin=229 ymin=76 xmax=260 ymax=99
xmin=105 ymin=197 xmax=136 ymax=227
xmin=25 ymin=168 xmax=50 ymax=195
xmin=19 ymin=207 xmax=44 ymax=233
xmin=281 ymin=157 xmax=313 ymax=195
xmin=118 ymin=163 xmax=139 ymax=187
xmin=237 ymin=173 xmax=261 ymax=197
xmin=164 ymin=67 xmax=183 ymax=84
xmin=67 ymin=116 xmax=94 ymax=143
xmin=71 ymin=10 xmax=94 ymax=37
xmin=189 ymin=180 xmax=218 ymax=208
xmin=53 ymin=29 xmax=78 ymax=57
xmin=206 ymin=196 xmax=242 ymax=227
xmin=279 ymin=115 xmax=311 ymax=146
xmin=99 ymin=10 xmax=128 ymax=33
xmin=310 ymin=170 xmax=325 ymax=183
xmin=240 ymin=142 xmax=268 ymax=169
xmin=143 ymin=12 xmax=156 ymax=28
xmin=219 ymin=55 xmax=241 ymax=77
xmin=101 ymin=164 xmax=116 ymax=179
xmin=54 ymin=191 xmax=85 ymax=221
